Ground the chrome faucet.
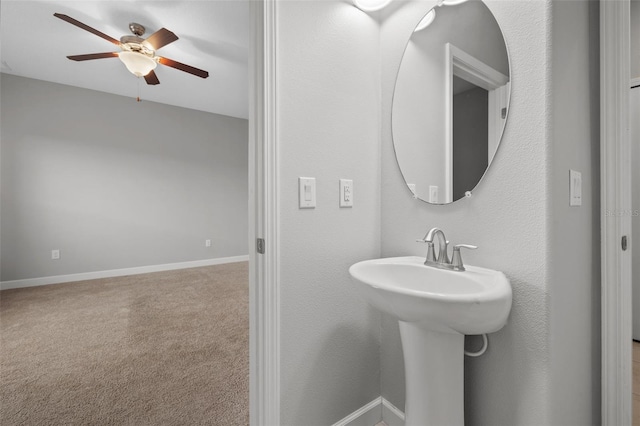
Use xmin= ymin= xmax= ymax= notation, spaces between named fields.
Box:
xmin=417 ymin=227 xmax=477 ymax=271
xmin=422 ymin=227 xmax=450 ymax=264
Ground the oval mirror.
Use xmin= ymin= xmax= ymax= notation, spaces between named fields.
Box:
xmin=392 ymin=0 xmax=510 ymax=204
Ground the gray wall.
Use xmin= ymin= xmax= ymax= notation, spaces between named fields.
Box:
xmin=276 ymin=2 xmax=382 ymax=424
xmin=380 ymin=0 xmax=599 ymax=424
xmin=1 ymin=74 xmax=248 ymax=282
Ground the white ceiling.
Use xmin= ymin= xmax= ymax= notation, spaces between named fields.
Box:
xmin=0 ymin=0 xmax=249 ymax=119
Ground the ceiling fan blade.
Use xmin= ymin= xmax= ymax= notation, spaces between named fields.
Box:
xmin=67 ymin=52 xmax=119 ymax=61
xmin=158 ymin=57 xmax=209 ymax=79
xmin=54 ymin=13 xmax=121 ymax=46
xmin=144 ymin=28 xmax=178 ymax=51
xmin=144 ymin=70 xmax=160 ymax=85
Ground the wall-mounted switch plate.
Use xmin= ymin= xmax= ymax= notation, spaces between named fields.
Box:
xmin=340 ymin=179 xmax=353 ymax=207
xmin=205 ymin=239 xmax=212 ymax=247
xmin=299 ymin=177 xmax=316 ymax=208
xmin=51 ymin=249 xmax=60 ymax=260
xmin=570 ymin=170 xmax=582 ymax=206
xmin=429 ymin=185 xmax=439 ymax=204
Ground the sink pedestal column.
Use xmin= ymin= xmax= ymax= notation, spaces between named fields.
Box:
xmin=399 ymin=321 xmax=464 ymax=426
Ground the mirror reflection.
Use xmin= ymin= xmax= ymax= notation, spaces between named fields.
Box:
xmin=392 ymin=0 xmax=510 ymax=204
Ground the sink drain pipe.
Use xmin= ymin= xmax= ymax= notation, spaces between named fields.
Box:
xmin=464 ymin=333 xmax=488 ymax=357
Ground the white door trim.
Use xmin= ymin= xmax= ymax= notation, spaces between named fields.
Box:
xmin=600 ymin=0 xmax=632 ymax=424
xmin=249 ymin=1 xmax=280 ymax=425
xmin=444 ymin=43 xmax=509 ymax=203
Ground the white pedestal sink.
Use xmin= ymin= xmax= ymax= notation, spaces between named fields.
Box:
xmin=349 ymin=256 xmax=512 ymax=426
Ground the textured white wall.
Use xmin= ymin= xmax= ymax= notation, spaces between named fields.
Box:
xmin=380 ymin=1 xmax=554 ymax=424
xmin=1 ymin=74 xmax=248 ymax=281
xmin=275 ymin=2 xmax=382 ymax=424
xmin=548 ymin=1 xmax=601 ymax=422
xmin=273 ymin=0 xmax=600 ymax=423
xmin=380 ymin=0 xmax=601 ymax=424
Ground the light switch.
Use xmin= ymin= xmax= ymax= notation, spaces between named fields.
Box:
xmin=299 ymin=177 xmax=316 ymax=208
xmin=340 ymin=179 xmax=353 ymax=207
xmin=570 ymin=170 xmax=582 ymax=206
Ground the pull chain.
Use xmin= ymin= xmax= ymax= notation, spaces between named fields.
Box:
xmin=136 ymin=77 xmax=141 ymax=102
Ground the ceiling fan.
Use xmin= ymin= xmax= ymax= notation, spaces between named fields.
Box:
xmin=53 ymin=13 xmax=209 ymax=85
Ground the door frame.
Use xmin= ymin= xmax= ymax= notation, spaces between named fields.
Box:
xmin=249 ymin=1 xmax=280 ymax=425
xmin=600 ymin=0 xmax=632 ymax=424
xmin=444 ymin=43 xmax=509 ymax=203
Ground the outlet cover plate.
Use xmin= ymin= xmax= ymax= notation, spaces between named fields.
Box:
xmin=339 ymin=179 xmax=353 ymax=207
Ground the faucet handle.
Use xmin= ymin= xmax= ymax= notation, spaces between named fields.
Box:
xmin=454 ymin=244 xmax=477 ymax=250
xmin=451 ymin=244 xmax=477 ymax=271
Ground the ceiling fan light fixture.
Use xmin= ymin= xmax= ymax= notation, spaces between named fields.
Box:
xmin=352 ymin=0 xmax=392 ymax=12
xmin=118 ymin=51 xmax=157 ymax=77
xmin=439 ymin=0 xmax=469 ymax=5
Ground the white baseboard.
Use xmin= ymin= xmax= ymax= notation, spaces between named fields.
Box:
xmin=332 ymin=397 xmax=382 ymax=426
xmin=382 ymin=398 xmax=405 ymax=426
xmin=0 ymin=255 xmax=249 ymax=291
xmin=331 ymin=397 xmax=405 ymax=426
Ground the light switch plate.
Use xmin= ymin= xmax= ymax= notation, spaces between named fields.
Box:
xmin=299 ymin=177 xmax=316 ymax=208
xmin=340 ymin=179 xmax=353 ymax=207
xmin=570 ymin=170 xmax=582 ymax=206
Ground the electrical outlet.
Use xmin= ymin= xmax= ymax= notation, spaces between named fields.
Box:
xmin=339 ymin=179 xmax=353 ymax=207
xmin=51 ymin=249 xmax=60 ymax=260
xmin=205 ymin=239 xmax=212 ymax=247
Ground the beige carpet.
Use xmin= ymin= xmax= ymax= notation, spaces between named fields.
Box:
xmin=0 ymin=262 xmax=249 ymax=425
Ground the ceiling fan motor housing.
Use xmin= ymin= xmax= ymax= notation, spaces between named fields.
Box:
xmin=120 ymin=35 xmax=155 ymax=57
xmin=128 ymin=22 xmax=146 ymax=37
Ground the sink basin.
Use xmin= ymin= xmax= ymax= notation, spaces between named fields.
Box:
xmin=349 ymin=256 xmax=512 ymax=426
xmin=348 ymin=256 xmax=511 ymax=334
